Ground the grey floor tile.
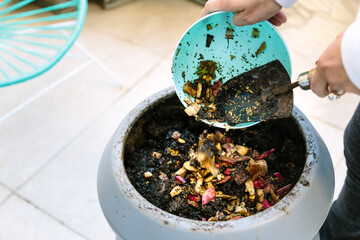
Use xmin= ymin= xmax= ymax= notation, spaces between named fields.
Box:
xmin=0 ymin=184 xmax=11 ymax=205
xmin=294 ymin=91 xmax=359 ymax=130
xmin=0 ymin=46 xmax=88 ymax=118
xmin=16 ymin=58 xmax=173 ymax=240
xmin=307 ymin=117 xmax=345 ymax=168
xmin=17 ymin=130 xmax=115 ymax=240
xmin=0 ymin=63 xmax=122 ymax=189
xmin=0 ymin=195 xmax=86 ymax=240
xmin=77 ymin=24 xmax=163 ymax=87
xmin=85 ymin=0 xmax=202 ymax=57
xmin=124 ymin=57 xmax=173 ymax=100
xmin=98 ymin=58 xmax=173 ymax=125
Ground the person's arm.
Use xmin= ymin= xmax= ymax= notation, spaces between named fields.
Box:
xmin=310 ymin=19 xmax=360 ymax=97
xmin=341 ymin=21 xmax=360 ymax=90
xmin=200 ymin=0 xmax=360 ymax=97
xmin=201 ymin=0 xmax=287 ymax=26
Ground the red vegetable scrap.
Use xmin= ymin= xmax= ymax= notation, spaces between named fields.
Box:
xmin=202 ymin=187 xmax=216 ymax=205
xmin=262 ymin=198 xmax=271 ymax=210
xmin=254 ymin=148 xmax=275 ymax=160
xmin=253 ymin=178 xmax=266 ymax=189
xmin=217 ymin=175 xmax=231 ymax=185
xmin=276 ymin=184 xmax=293 ymax=197
xmin=188 ymin=195 xmax=201 ymax=202
xmin=224 ymin=168 xmax=231 ymax=175
xmin=175 ymin=175 xmax=186 ymax=184
xmin=212 ymin=79 xmax=223 ymax=97
xmin=273 ymin=172 xmax=285 ymax=182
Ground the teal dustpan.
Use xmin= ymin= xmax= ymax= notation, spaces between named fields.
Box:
xmin=0 ymin=0 xmax=87 ymax=87
xmin=172 ymin=11 xmax=291 ymax=129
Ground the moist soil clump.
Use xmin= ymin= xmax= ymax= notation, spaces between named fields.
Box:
xmin=124 ymin=97 xmax=306 ymax=221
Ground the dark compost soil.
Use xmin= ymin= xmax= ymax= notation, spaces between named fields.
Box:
xmin=124 ymin=96 xmax=306 ymax=221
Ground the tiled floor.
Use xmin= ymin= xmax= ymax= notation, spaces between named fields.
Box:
xmin=0 ymin=0 xmax=359 ymax=239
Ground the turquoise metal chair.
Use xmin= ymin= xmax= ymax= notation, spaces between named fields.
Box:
xmin=0 ymin=0 xmax=87 ymax=87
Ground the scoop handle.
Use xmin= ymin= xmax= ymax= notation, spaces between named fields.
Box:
xmin=297 ymin=68 xmax=315 ymax=90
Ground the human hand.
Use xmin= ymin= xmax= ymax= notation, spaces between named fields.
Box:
xmin=311 ymin=32 xmax=360 ymax=98
xmin=201 ymin=0 xmax=287 ymax=26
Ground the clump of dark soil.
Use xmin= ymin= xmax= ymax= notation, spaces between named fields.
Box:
xmin=124 ymin=96 xmax=306 ymax=221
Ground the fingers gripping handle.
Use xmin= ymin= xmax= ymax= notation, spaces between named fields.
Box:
xmin=297 ymin=68 xmax=342 ymax=101
xmin=297 ymin=68 xmax=315 ymax=90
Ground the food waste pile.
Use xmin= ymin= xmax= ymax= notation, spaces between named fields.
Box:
xmin=181 ymin=27 xmax=270 ymax=125
xmin=125 ymin=107 xmax=305 ymax=221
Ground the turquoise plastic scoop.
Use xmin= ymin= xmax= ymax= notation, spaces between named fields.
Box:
xmin=172 ymin=11 xmax=291 ymax=129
